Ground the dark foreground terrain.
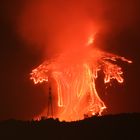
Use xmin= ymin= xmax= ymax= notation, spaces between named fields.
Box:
xmin=0 ymin=113 xmax=140 ymax=140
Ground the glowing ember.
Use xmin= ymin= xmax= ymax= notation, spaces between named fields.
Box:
xmin=30 ymin=35 xmax=132 ymax=122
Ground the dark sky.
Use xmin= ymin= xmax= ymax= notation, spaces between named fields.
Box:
xmin=0 ymin=0 xmax=140 ymax=120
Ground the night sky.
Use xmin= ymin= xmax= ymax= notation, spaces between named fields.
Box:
xmin=0 ymin=0 xmax=140 ymax=120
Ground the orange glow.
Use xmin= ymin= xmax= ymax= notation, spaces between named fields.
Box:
xmin=86 ymin=33 xmax=96 ymax=46
xmin=30 ymin=34 xmax=132 ymax=122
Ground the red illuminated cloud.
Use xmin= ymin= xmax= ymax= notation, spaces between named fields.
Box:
xmin=17 ymin=0 xmax=137 ymax=55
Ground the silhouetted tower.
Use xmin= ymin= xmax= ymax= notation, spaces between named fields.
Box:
xmin=47 ymin=86 xmax=53 ymax=118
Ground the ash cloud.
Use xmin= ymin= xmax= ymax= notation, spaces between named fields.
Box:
xmin=17 ymin=0 xmax=139 ymax=56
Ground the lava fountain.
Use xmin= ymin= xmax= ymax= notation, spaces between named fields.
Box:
xmin=30 ymin=34 xmax=132 ymax=122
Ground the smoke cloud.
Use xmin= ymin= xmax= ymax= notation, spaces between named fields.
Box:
xmin=17 ymin=0 xmax=138 ymax=57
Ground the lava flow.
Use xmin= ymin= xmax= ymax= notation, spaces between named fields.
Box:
xmin=30 ymin=35 xmax=132 ymax=122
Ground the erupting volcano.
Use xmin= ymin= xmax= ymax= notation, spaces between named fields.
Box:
xmin=30 ymin=34 xmax=132 ymax=122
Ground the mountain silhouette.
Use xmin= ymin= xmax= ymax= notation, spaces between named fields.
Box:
xmin=0 ymin=113 xmax=139 ymax=140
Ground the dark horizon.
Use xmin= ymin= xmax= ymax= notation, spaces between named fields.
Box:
xmin=0 ymin=113 xmax=140 ymax=139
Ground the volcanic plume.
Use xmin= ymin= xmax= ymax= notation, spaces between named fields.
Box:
xmin=30 ymin=36 xmax=131 ymax=121
xmin=17 ymin=0 xmax=133 ymax=121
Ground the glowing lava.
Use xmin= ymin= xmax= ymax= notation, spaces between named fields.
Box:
xmin=30 ymin=35 xmax=132 ymax=122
